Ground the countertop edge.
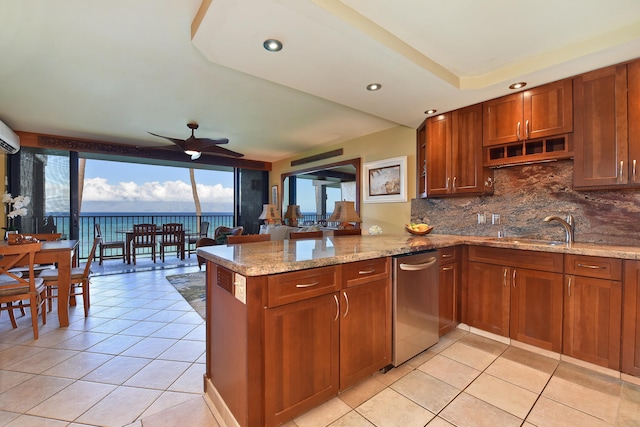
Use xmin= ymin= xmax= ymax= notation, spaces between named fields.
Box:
xmin=197 ymin=234 xmax=639 ymax=276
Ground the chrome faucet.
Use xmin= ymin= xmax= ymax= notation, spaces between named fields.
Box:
xmin=543 ymin=214 xmax=574 ymax=243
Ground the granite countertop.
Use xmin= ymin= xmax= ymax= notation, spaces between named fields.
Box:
xmin=197 ymin=234 xmax=640 ymax=276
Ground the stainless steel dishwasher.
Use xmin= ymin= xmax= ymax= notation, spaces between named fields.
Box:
xmin=392 ymin=250 xmax=439 ymax=366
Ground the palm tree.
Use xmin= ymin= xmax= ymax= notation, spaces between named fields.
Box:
xmin=78 ymin=158 xmax=86 ymax=214
xmin=189 ymin=168 xmax=202 ymax=232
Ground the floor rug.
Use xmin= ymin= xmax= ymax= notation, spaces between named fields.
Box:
xmin=166 ymin=272 xmax=206 ymax=319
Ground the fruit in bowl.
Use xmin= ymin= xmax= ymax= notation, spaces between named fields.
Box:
xmin=405 ymin=223 xmax=433 ymax=235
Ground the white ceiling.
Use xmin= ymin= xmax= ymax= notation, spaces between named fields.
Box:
xmin=1 ymin=0 xmax=639 ymax=164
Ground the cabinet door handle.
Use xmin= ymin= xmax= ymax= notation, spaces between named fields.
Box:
xmin=503 ymin=268 xmax=508 ymax=287
xmin=342 ymin=291 xmax=349 ymax=318
xmin=517 ymin=122 xmax=521 ymax=140
xmin=333 ymin=294 xmax=340 ymax=321
xmin=442 ymin=266 xmax=454 ymax=271
xmin=633 ymin=160 xmax=637 ymax=182
xmin=442 ymin=253 xmax=453 ymax=258
xmin=620 ymin=160 xmax=624 ymax=182
xmin=446 ymin=177 xmax=450 ymax=190
xmin=567 ymin=276 xmax=572 ymax=297
xmin=525 ymin=120 xmax=529 ymax=139
xmin=576 ymin=263 xmax=605 ymax=270
xmin=296 ymin=281 xmax=320 ymax=288
xmin=358 ymin=269 xmax=375 ymax=275
xmin=452 ymin=176 xmax=457 ymax=192
xmin=512 ymin=269 xmax=517 ymax=287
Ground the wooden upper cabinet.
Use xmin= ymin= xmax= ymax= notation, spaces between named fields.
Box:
xmin=524 ymin=80 xmax=573 ymax=140
xmin=483 ymin=93 xmax=523 ymax=146
xmin=426 ymin=113 xmax=452 ymax=196
xmin=573 ymin=64 xmax=629 ymax=189
xmin=416 ymin=121 xmax=427 ymax=198
xmin=422 ymin=104 xmax=488 ymax=197
xmin=452 ymin=104 xmax=487 ymax=194
xmin=628 ymin=59 xmax=640 ymax=185
xmin=483 ymin=79 xmax=573 ymax=147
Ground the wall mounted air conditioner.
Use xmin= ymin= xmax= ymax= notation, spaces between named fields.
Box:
xmin=0 ymin=120 xmax=19 ymax=154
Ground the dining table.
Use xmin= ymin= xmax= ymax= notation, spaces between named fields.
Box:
xmin=117 ymin=227 xmax=187 ymax=264
xmin=0 ymin=239 xmax=78 ymax=327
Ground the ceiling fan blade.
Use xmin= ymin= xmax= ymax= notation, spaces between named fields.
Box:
xmin=193 ymin=137 xmax=229 ymax=145
xmin=200 ymin=145 xmax=244 ymax=158
xmin=186 ymin=139 xmax=230 ymax=152
xmin=148 ymin=132 xmax=187 ymax=150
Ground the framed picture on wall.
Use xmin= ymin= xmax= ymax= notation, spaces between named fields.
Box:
xmin=271 ymin=184 xmax=279 ymax=208
xmin=363 ymin=156 xmax=407 ymax=203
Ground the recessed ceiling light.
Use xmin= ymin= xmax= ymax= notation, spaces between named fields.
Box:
xmin=263 ymin=39 xmax=283 ymax=52
xmin=509 ymin=82 xmax=527 ymax=90
xmin=424 ymin=109 xmax=437 ymax=115
xmin=366 ymin=83 xmax=382 ymax=91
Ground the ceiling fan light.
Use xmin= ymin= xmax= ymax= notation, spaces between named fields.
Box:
xmin=185 ymin=150 xmax=201 ymax=160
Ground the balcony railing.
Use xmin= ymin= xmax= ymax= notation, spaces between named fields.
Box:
xmin=26 ymin=214 xmax=235 ymax=261
xmin=23 ymin=212 xmax=346 ymax=261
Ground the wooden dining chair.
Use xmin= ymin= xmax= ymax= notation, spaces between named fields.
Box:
xmin=132 ymin=223 xmax=157 ymax=265
xmin=0 ymin=241 xmax=47 ymax=339
xmin=226 ymin=234 xmax=271 ymax=244
xmin=39 ymin=237 xmax=99 ymax=317
xmin=160 ymin=223 xmax=184 ymax=262
xmin=289 ymin=230 xmax=323 ymax=239
xmin=332 ymin=228 xmax=361 ymax=236
xmin=94 ymin=223 xmax=126 ymax=265
xmin=196 ymin=237 xmax=216 ymax=270
xmin=187 ymin=221 xmax=210 ymax=257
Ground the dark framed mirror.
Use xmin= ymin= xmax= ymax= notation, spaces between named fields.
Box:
xmin=281 ymin=158 xmax=360 ymax=226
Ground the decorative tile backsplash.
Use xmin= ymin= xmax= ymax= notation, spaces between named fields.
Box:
xmin=411 ymin=160 xmax=640 ymax=246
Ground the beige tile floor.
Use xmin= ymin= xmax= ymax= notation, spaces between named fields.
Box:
xmin=1 ymin=265 xmax=640 ymax=426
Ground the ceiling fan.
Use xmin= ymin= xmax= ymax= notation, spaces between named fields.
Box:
xmin=148 ymin=123 xmax=243 ymax=160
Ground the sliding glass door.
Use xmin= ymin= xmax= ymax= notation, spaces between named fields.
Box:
xmin=8 ymin=147 xmax=78 ymax=239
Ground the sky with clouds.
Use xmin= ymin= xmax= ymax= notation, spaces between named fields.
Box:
xmin=80 ymin=159 xmax=235 ymax=213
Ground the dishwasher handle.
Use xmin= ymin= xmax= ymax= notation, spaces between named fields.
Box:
xmin=399 ymin=257 xmax=437 ymax=271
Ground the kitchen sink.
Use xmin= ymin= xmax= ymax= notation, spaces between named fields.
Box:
xmin=490 ymin=237 xmax=568 ymax=246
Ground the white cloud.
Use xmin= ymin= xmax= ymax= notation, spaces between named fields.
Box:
xmin=80 ymin=177 xmax=234 ymax=212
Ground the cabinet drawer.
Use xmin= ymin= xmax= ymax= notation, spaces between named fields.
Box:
xmin=439 ymin=247 xmax=459 ymax=264
xmin=468 ymin=246 xmax=563 ymax=273
xmin=342 ymin=258 xmax=389 ymax=287
xmin=268 ymin=266 xmax=341 ymax=307
xmin=565 ymin=255 xmax=622 ymax=280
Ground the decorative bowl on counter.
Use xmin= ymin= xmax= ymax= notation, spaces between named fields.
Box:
xmin=405 ymin=224 xmax=434 ymax=235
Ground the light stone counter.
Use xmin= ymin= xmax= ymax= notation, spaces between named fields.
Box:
xmin=197 ymin=234 xmax=640 ymax=277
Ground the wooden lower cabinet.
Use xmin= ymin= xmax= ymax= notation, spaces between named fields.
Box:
xmin=510 ymin=268 xmax=563 ymax=352
xmin=467 ymin=247 xmax=564 ymax=351
xmin=263 ymin=258 xmax=391 ymax=426
xmin=467 ymin=261 xmax=510 ymax=336
xmin=264 ymin=293 xmax=339 ymax=427
xmin=563 ymin=274 xmax=622 ymax=370
xmin=623 ymin=260 xmax=640 ymax=376
xmin=439 ymin=247 xmax=460 ymax=336
xmin=563 ymin=255 xmax=622 ymax=370
xmin=340 ymin=277 xmax=391 ymax=389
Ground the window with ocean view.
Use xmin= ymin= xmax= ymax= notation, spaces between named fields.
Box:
xmin=73 ymin=159 xmax=235 ymax=258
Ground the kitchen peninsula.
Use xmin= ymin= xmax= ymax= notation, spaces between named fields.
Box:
xmin=198 ymin=234 xmax=640 ymax=427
